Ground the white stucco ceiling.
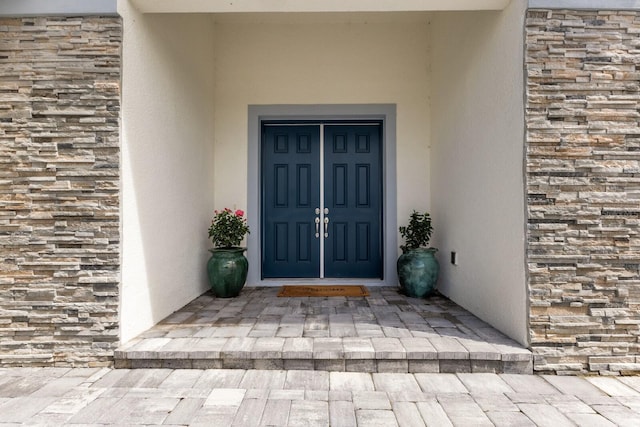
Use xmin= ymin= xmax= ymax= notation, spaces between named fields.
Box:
xmin=128 ymin=0 xmax=512 ymax=13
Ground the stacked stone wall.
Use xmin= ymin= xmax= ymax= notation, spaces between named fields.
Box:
xmin=0 ymin=17 xmax=121 ymax=366
xmin=526 ymin=9 xmax=640 ymax=374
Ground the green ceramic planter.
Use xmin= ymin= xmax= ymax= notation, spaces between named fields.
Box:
xmin=397 ymin=248 xmax=439 ymax=298
xmin=207 ymin=247 xmax=248 ymax=298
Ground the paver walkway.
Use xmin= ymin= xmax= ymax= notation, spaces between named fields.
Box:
xmin=1 ymin=367 xmax=640 ymax=426
xmin=115 ymin=287 xmax=532 ymax=373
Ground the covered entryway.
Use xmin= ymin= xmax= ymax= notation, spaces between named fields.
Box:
xmin=262 ymin=123 xmax=383 ymax=279
xmin=118 ymin=0 xmax=529 ymax=354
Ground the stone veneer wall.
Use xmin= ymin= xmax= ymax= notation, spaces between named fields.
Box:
xmin=0 ymin=17 xmax=121 ymax=366
xmin=526 ymin=9 xmax=640 ymax=374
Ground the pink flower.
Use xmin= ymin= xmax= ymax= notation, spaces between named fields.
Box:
xmin=208 ymin=207 xmax=250 ymax=247
xmin=214 ymin=210 xmax=219 ymax=214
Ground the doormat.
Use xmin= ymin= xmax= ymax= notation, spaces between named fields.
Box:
xmin=277 ymin=285 xmax=369 ymax=297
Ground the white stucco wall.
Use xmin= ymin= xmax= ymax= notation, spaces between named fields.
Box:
xmin=430 ymin=0 xmax=528 ymax=344
xmin=119 ymin=2 xmax=216 ymax=343
xmin=212 ymin=14 xmax=432 ymax=275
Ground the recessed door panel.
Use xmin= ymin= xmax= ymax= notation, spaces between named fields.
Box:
xmin=333 ymin=164 xmax=348 ymax=207
xmin=296 ymin=222 xmax=312 ymax=262
xmin=356 ymin=222 xmax=371 ymax=262
xmin=356 ymin=164 xmax=371 ymax=207
xmin=297 ymin=165 xmax=311 ymax=207
xmin=274 ymin=165 xmax=289 ymax=207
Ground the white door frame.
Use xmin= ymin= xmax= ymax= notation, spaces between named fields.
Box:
xmin=247 ymin=104 xmax=398 ymax=286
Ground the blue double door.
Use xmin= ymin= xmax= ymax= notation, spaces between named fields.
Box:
xmin=262 ymin=123 xmax=383 ymax=279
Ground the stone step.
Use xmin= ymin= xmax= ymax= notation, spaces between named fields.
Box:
xmin=114 ymin=287 xmax=533 ymax=374
xmin=114 ymin=337 xmax=533 ymax=373
xmin=114 ymin=356 xmax=532 ymax=374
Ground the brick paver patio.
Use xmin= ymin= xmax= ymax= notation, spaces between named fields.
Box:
xmin=115 ymin=287 xmax=532 ymax=373
xmin=1 ymin=367 xmax=640 ymax=425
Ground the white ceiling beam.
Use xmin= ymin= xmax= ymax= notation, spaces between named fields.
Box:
xmin=530 ymin=0 xmax=640 ymax=9
xmin=0 ymin=0 xmax=117 ymax=16
xmin=127 ymin=0 xmax=512 ymax=14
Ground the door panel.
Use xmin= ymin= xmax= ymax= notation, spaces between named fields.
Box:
xmin=324 ymin=125 xmax=382 ymax=278
xmin=262 ymin=125 xmax=320 ymax=278
xmin=261 ymin=123 xmax=382 ymax=280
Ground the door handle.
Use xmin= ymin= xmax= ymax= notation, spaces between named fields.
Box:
xmin=324 ymin=217 xmax=329 ymax=238
xmin=315 ymin=217 xmax=320 ymax=238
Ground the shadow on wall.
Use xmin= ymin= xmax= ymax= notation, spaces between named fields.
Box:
xmin=119 ymin=10 xmax=216 ymax=343
xmin=429 ymin=4 xmax=528 ymax=346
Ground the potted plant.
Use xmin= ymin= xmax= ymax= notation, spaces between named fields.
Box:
xmin=397 ymin=210 xmax=439 ymax=298
xmin=207 ymin=208 xmax=250 ymax=298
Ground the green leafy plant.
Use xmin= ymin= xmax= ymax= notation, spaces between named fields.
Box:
xmin=208 ymin=208 xmax=250 ymax=248
xmin=399 ymin=210 xmax=433 ymax=252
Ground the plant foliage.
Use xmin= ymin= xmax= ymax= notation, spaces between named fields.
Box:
xmin=208 ymin=208 xmax=250 ymax=248
xmin=399 ymin=210 xmax=433 ymax=252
